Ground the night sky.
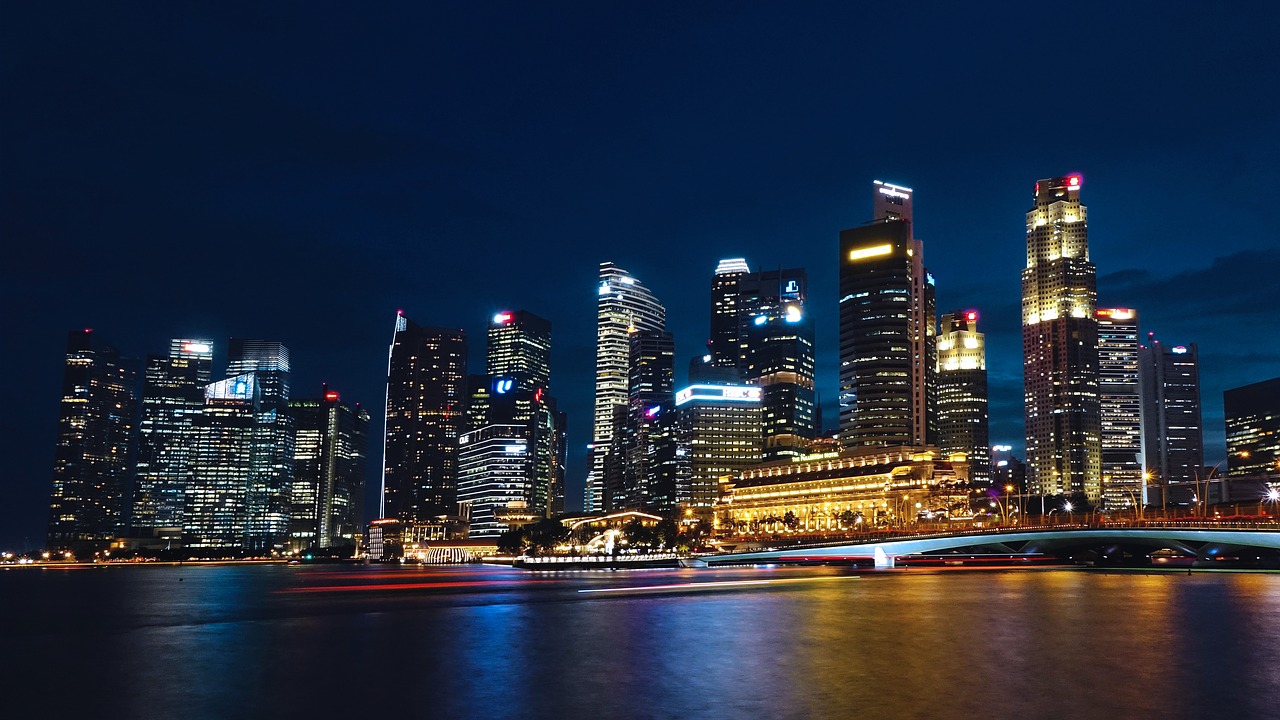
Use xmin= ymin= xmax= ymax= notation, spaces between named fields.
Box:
xmin=4 ymin=3 xmax=1279 ymax=550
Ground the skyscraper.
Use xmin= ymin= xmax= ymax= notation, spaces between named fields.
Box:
xmin=1096 ymin=309 xmax=1143 ymax=507
xmin=487 ymin=310 xmax=552 ymax=392
xmin=936 ymin=311 xmax=990 ymax=485
xmin=1140 ymin=336 xmax=1203 ymax=486
xmin=675 ymin=383 xmax=762 ymax=511
xmin=289 ymin=386 xmax=370 ymax=551
xmin=1021 ymin=174 xmax=1101 ymax=500
xmin=708 ymin=258 xmax=751 ymax=370
xmin=47 ymin=329 xmax=137 ymax=550
xmin=227 ymin=339 xmax=293 ymax=552
xmin=382 ymin=312 xmax=468 ymax=522
xmin=615 ymin=329 xmax=675 ymax=510
xmin=1224 ymin=377 xmax=1280 ymax=476
xmin=839 ymin=181 xmax=936 ymax=449
xmin=588 ymin=262 xmax=665 ymax=512
xmin=186 ymin=373 xmax=258 ymax=550
xmin=131 ymin=338 xmax=214 ymax=532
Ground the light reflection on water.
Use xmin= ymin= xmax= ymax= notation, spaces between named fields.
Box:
xmin=2 ymin=564 xmax=1277 ymax=719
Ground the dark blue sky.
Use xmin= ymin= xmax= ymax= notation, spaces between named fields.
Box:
xmin=4 ymin=3 xmax=1278 ymax=549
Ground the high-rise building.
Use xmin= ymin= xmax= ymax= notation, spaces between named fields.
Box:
xmin=1140 ymin=336 xmax=1203 ymax=485
xmin=487 ymin=310 xmax=552 ymax=392
xmin=674 ymin=383 xmax=762 ymax=511
xmin=737 ymin=268 xmax=816 ymax=461
xmin=1021 ymin=174 xmax=1101 ymax=500
xmin=47 ymin=329 xmax=137 ymax=550
xmin=615 ymin=329 xmax=675 ymax=510
xmin=936 ymin=311 xmax=990 ymax=485
xmin=458 ymin=424 xmax=534 ymax=537
xmin=185 ymin=373 xmax=258 ymax=549
xmin=131 ymin=339 xmax=213 ymax=532
xmin=1224 ymin=377 xmax=1280 ymax=476
xmin=382 ymin=312 xmax=468 ymax=522
xmin=227 ymin=339 xmax=293 ymax=552
xmin=708 ymin=258 xmax=751 ymax=370
xmin=588 ymin=262 xmax=665 ymax=512
xmin=839 ymin=181 xmax=936 ymax=449
xmin=289 ymin=386 xmax=370 ymax=551
xmin=1096 ymin=309 xmax=1144 ymax=507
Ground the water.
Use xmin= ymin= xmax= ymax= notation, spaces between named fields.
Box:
xmin=2 ymin=563 xmax=1278 ymax=719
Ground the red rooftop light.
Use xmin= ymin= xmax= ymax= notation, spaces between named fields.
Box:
xmin=325 ymin=391 xmax=340 ymax=401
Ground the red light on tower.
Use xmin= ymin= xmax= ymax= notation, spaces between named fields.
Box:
xmin=493 ymin=312 xmax=513 ymax=325
xmin=324 ymin=391 xmax=340 ymax=401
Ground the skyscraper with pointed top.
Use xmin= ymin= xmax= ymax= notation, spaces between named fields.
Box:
xmin=587 ymin=262 xmax=665 ymax=513
xmin=1021 ymin=174 xmax=1101 ymax=500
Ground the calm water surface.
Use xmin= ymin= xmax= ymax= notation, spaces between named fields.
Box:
xmin=2 ymin=563 xmax=1277 ymax=719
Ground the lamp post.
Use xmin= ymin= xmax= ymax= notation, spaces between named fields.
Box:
xmin=1194 ymin=459 xmax=1227 ymax=518
xmin=1063 ymin=501 xmax=1074 ymax=526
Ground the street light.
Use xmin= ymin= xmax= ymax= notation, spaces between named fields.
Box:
xmin=1064 ymin=501 xmax=1074 ymax=525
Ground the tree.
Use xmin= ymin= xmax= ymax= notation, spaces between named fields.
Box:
xmin=497 ymin=527 xmax=525 ymax=555
xmin=525 ymin=519 xmax=569 ymax=554
xmin=783 ymin=511 xmax=800 ymax=531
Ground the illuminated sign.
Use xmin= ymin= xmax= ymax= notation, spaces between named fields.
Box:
xmin=848 ymin=244 xmax=893 ymax=261
xmin=965 ymin=311 xmax=978 ymax=322
xmin=494 ymin=378 xmax=514 ymax=394
xmin=181 ymin=342 xmax=212 ymax=354
xmin=493 ymin=312 xmax=513 ymax=325
xmin=1067 ymin=174 xmax=1082 ymax=188
xmin=873 ymin=180 xmax=913 ymax=199
xmin=324 ymin=391 xmax=340 ymax=401
xmin=646 ymin=406 xmax=661 ymax=418
xmin=674 ymin=384 xmax=762 ymax=407
xmin=1172 ymin=346 xmax=1188 ymax=354
xmin=504 ymin=444 xmax=527 ymax=454
xmin=783 ymin=279 xmax=801 ymax=297
xmin=1096 ymin=308 xmax=1134 ymax=320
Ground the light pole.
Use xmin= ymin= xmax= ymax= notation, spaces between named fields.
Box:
xmin=1064 ymin=501 xmax=1074 ymax=526
xmin=1193 ymin=459 xmax=1227 ymax=518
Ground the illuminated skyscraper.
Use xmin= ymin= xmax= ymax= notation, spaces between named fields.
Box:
xmin=131 ymin=339 xmax=213 ymax=532
xmin=1225 ymin=377 xmax=1280 ymax=476
xmin=839 ymin=181 xmax=936 ymax=449
xmin=588 ymin=262 xmax=665 ymax=512
xmin=289 ymin=386 xmax=370 ymax=551
xmin=47 ymin=329 xmax=137 ymax=550
xmin=936 ymin=311 xmax=989 ymax=485
xmin=227 ymin=339 xmax=293 ymax=551
xmin=738 ymin=268 xmax=816 ymax=461
xmin=1021 ymin=174 xmax=1101 ymax=500
xmin=185 ymin=373 xmax=258 ymax=549
xmin=382 ymin=313 xmax=468 ymax=521
xmin=613 ymin=329 xmax=675 ymax=510
xmin=708 ymin=258 xmax=751 ymax=370
xmin=1140 ymin=336 xmax=1203 ymax=485
xmin=487 ymin=310 xmax=551 ymax=392
xmin=1096 ymin=309 xmax=1143 ymax=507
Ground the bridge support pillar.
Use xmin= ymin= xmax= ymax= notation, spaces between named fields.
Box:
xmin=874 ymin=546 xmax=895 ymax=569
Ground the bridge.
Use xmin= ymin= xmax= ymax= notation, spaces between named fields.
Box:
xmin=705 ymin=525 xmax=1280 ymax=568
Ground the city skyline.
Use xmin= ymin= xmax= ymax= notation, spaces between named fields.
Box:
xmin=5 ymin=4 xmax=1280 ymax=548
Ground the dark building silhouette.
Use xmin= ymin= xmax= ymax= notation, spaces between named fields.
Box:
xmin=1140 ymin=335 xmax=1203 ymax=485
xmin=47 ymin=329 xmax=137 ymax=550
xmin=1225 ymin=376 xmax=1280 ymax=476
xmin=382 ymin=312 xmax=467 ymax=521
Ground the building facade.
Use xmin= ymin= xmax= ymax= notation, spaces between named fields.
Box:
xmin=131 ymin=338 xmax=213 ymax=533
xmin=1096 ymin=309 xmax=1144 ymax=507
xmin=227 ymin=339 xmax=293 ymax=552
xmin=1140 ymin=336 xmax=1203 ymax=485
xmin=185 ymin=373 xmax=258 ymax=549
xmin=675 ymin=383 xmax=763 ymax=511
xmin=47 ymin=329 xmax=137 ymax=550
xmin=289 ymin=387 xmax=370 ymax=551
xmin=1224 ymin=377 xmax=1280 ymax=476
xmin=1021 ymin=174 xmax=1101 ymax=500
xmin=839 ymin=181 xmax=935 ymax=450
xmin=588 ymin=262 xmax=665 ymax=512
xmin=382 ymin=312 xmax=468 ymax=522
xmin=935 ymin=311 xmax=990 ymax=485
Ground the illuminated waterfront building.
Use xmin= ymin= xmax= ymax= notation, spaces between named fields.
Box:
xmin=935 ymin=311 xmax=989 ymax=485
xmin=588 ymin=262 xmax=665 ymax=512
xmin=718 ymin=447 xmax=969 ymax=534
xmin=487 ymin=310 xmax=551 ymax=393
xmin=1224 ymin=377 xmax=1280 ymax=476
xmin=839 ymin=181 xmax=936 ymax=450
xmin=1140 ymin=336 xmax=1203 ymax=485
xmin=1096 ymin=309 xmax=1144 ymax=507
xmin=990 ymin=445 xmax=1027 ymax=493
xmin=131 ymin=338 xmax=213 ymax=533
xmin=1021 ymin=174 xmax=1101 ymax=500
xmin=458 ymin=424 xmax=535 ymax=537
xmin=675 ymin=383 xmax=762 ymax=510
xmin=227 ymin=339 xmax=293 ymax=551
xmin=382 ymin=313 xmax=468 ymax=522
xmin=289 ymin=386 xmax=370 ymax=551
xmin=611 ymin=329 xmax=675 ymax=510
xmin=708 ymin=258 xmax=751 ymax=369
xmin=47 ymin=329 xmax=137 ymax=550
